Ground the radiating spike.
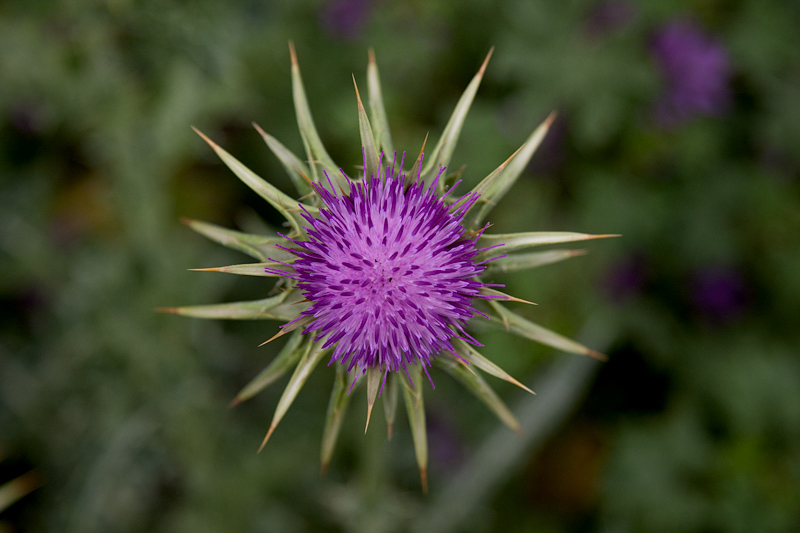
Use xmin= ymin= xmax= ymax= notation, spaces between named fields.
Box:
xmin=483 ymin=249 xmax=587 ymax=275
xmin=181 ymin=218 xmax=295 ymax=262
xmin=421 ymin=48 xmax=494 ymax=189
xmin=231 ymin=329 xmax=306 ymax=406
xmin=435 ymin=356 xmax=522 ymax=434
xmin=478 ymin=231 xmax=620 ymax=258
xmin=489 ymin=303 xmax=608 ymax=361
xmin=258 ymin=339 xmax=328 ymax=452
xmin=192 ymin=127 xmax=314 ymax=233
xmin=367 ymin=49 xmax=395 ymax=155
xmin=320 ymin=365 xmax=352 ymax=475
xmin=365 ymin=365 xmax=381 ymax=433
xmin=409 ymin=133 xmax=429 ymax=186
xmin=472 ymin=111 xmax=556 ymax=224
xmin=156 ymin=291 xmax=294 ymax=321
xmin=188 ymin=262 xmax=288 ymax=277
xmin=259 ymin=315 xmax=314 ymax=346
xmin=401 ymin=365 xmax=428 ymax=492
xmin=478 ymin=287 xmax=537 ymax=305
xmin=383 ymin=373 xmax=398 ymax=440
xmin=353 ymin=75 xmax=380 ymax=182
xmin=454 ymin=145 xmax=524 ymax=221
xmin=258 ymin=424 xmax=277 ymax=453
xmin=289 ymin=42 xmax=340 ymax=183
xmin=252 ymin=122 xmax=313 ymax=196
xmin=453 ymin=339 xmax=535 ymax=395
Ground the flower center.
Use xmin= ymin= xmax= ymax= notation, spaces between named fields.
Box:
xmin=289 ymin=174 xmax=485 ymax=374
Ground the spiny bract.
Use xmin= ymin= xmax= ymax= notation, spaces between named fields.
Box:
xmin=162 ymin=44 xmax=613 ymax=492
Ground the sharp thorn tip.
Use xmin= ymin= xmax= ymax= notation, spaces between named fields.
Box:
xmin=258 ymin=425 xmax=276 ymax=453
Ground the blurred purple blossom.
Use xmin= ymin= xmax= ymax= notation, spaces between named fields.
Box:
xmin=585 ymin=1 xmax=637 ymax=38
xmin=651 ymin=18 xmax=732 ymax=126
xmin=691 ymin=266 xmax=748 ymax=322
xmin=319 ymin=0 xmax=373 ymax=41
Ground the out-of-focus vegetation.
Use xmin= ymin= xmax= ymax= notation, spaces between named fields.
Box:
xmin=1 ymin=0 xmax=799 ymax=531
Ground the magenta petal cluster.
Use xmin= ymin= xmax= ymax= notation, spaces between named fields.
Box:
xmin=651 ymin=18 xmax=732 ymax=125
xmin=269 ymin=166 xmax=492 ymax=382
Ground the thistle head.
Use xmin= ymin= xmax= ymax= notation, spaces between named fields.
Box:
xmin=271 ymin=161 xmax=491 ymax=387
xmin=163 ymin=45 xmax=613 ymax=490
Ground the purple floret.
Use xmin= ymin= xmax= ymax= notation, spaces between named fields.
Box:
xmin=651 ymin=18 xmax=732 ymax=125
xmin=319 ymin=0 xmax=373 ymax=41
xmin=269 ymin=165 xmax=493 ymax=384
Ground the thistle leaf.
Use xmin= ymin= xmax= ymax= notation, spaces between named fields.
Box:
xmin=252 ymin=123 xmax=313 ymax=197
xmin=401 ymin=365 xmax=428 ymax=493
xmin=451 ymin=339 xmax=534 ymax=394
xmin=353 ymin=76 xmax=380 ymax=182
xmin=472 ymin=112 xmax=556 ymax=224
xmin=367 ymin=49 xmax=394 ymax=156
xmin=192 ymin=127 xmax=314 ymax=234
xmin=320 ymin=365 xmax=353 ymax=475
xmin=421 ymin=48 xmax=493 ymax=189
xmin=232 ymin=329 xmax=305 ymax=406
xmin=182 ymin=218 xmax=296 ymax=262
xmin=259 ymin=339 xmax=328 ymax=451
xmin=189 ymin=262 xmax=289 ymax=277
xmin=383 ymin=373 xmax=398 ymax=440
xmin=289 ymin=43 xmax=339 ymax=183
xmin=489 ymin=302 xmax=607 ymax=361
xmin=435 ymin=356 xmax=521 ymax=434
xmin=157 ymin=290 xmax=292 ymax=320
xmin=478 ymin=231 xmax=619 ymax=258
xmin=483 ymin=249 xmax=586 ymax=275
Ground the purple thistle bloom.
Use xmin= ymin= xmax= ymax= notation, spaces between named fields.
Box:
xmin=319 ymin=0 xmax=373 ymax=41
xmin=268 ymin=161 xmax=492 ymax=386
xmin=651 ymin=18 xmax=732 ymax=126
xmin=585 ymin=1 xmax=637 ymax=38
xmin=167 ymin=49 xmax=611 ymax=484
xmin=691 ymin=266 xmax=748 ymax=322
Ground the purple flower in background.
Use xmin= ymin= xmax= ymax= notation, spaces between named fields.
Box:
xmin=691 ymin=266 xmax=748 ymax=322
xmin=320 ymin=0 xmax=373 ymax=41
xmin=651 ymin=18 xmax=732 ymax=126
xmin=585 ymin=1 xmax=637 ymax=38
xmin=268 ymin=168 xmax=491 ymax=384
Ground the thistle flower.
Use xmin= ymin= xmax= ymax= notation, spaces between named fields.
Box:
xmin=691 ymin=266 xmax=749 ymax=322
xmin=651 ymin=18 xmax=732 ymax=125
xmin=319 ymin=0 xmax=373 ymax=41
xmin=162 ymin=44 xmax=613 ymax=491
xmin=268 ymin=168 xmax=489 ymax=382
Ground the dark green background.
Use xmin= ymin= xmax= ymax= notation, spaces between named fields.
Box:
xmin=2 ymin=0 xmax=799 ymax=531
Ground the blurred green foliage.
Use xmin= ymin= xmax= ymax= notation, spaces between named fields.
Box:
xmin=1 ymin=0 xmax=799 ymax=531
